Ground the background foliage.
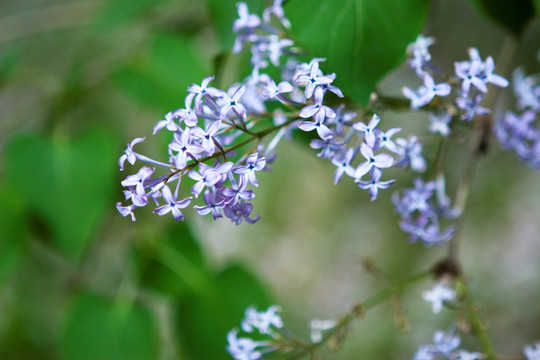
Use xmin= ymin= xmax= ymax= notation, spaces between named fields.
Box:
xmin=0 ymin=0 xmax=539 ymax=359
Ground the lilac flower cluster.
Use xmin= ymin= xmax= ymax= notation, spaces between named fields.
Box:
xmin=233 ymin=2 xmax=405 ymax=201
xmin=392 ymin=176 xmax=459 ymax=246
xmin=117 ymin=0 xmax=410 ymax=224
xmin=404 ymin=35 xmax=509 ymax=135
xmin=227 ymin=305 xmax=283 ymax=360
xmin=117 ymin=77 xmax=268 ymax=224
xmin=413 ymin=328 xmax=484 ymax=360
xmin=494 ymin=65 xmax=540 ymax=168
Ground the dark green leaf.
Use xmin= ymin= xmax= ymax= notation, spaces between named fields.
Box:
xmin=467 ymin=0 xmax=535 ymax=35
xmin=175 ymin=264 xmax=272 ymax=360
xmin=286 ymin=0 xmax=430 ymax=105
xmin=206 ymin=0 xmax=265 ymax=50
xmin=135 ymin=221 xmax=208 ymax=297
xmin=4 ymin=129 xmax=116 ymax=261
xmin=0 ymin=186 xmax=27 ymax=284
xmin=59 ymin=293 xmax=158 ymax=360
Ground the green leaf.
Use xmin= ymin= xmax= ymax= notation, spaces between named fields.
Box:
xmin=59 ymin=293 xmax=158 ymax=360
xmin=286 ymin=0 xmax=430 ymax=105
xmin=113 ymin=34 xmax=212 ymax=111
xmin=135 ymin=221 xmax=208 ymax=297
xmin=206 ymin=0 xmax=265 ymax=50
xmin=91 ymin=0 xmax=163 ymax=30
xmin=0 ymin=186 xmax=27 ymax=284
xmin=4 ymin=129 xmax=116 ymax=261
xmin=467 ymin=0 xmax=536 ymax=35
xmin=113 ymin=67 xmax=180 ymax=111
xmin=175 ymin=264 xmax=272 ymax=360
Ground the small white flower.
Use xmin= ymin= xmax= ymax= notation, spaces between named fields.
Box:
xmin=422 ymin=283 xmax=456 ymax=314
xmin=309 ymin=318 xmax=337 ymax=343
xmin=525 ymin=341 xmax=540 ymax=360
xmin=241 ymin=305 xmax=283 ymax=335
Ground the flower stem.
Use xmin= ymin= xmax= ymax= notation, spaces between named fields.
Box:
xmin=285 ymin=270 xmax=432 ymax=360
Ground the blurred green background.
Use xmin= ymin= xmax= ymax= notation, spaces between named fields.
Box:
xmin=0 ymin=0 xmax=539 ymax=359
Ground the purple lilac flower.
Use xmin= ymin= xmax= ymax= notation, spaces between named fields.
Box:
xmin=263 ymin=79 xmax=293 ymax=99
xmin=233 ymin=152 xmax=266 ymax=187
xmin=194 ymin=188 xmax=226 ymax=219
xmin=263 ymin=0 xmax=291 ymax=28
xmin=188 ymin=163 xmax=224 ymax=197
xmin=393 ymin=177 xmax=456 ymax=246
xmin=222 ymin=176 xmax=255 ymax=205
xmin=353 ymin=114 xmax=380 ymax=147
xmin=172 ymin=93 xmax=198 ymax=127
xmin=455 ymin=48 xmax=508 ymax=96
xmin=119 ymin=137 xmax=145 ymax=170
xmin=331 ymin=148 xmax=356 ymax=184
xmin=116 ymin=203 xmax=137 ymax=222
xmin=168 ymin=130 xmax=203 ymax=169
xmin=233 ymin=3 xmax=261 ymax=34
xmin=412 ymin=328 xmax=484 ymax=360
xmin=310 ymin=137 xmax=342 ymax=159
xmin=525 ymin=342 xmax=540 ymax=360
xmin=153 ymin=111 xmax=180 ymax=134
xmin=121 ymin=166 xmax=154 ymax=196
xmin=299 ymin=87 xmax=336 ymax=119
xmin=407 ymin=34 xmax=435 ymax=75
xmin=187 ymin=76 xmax=222 ymax=111
xmin=403 ymin=73 xmax=451 ymax=109
xmin=298 ymin=111 xmax=334 ymax=140
xmin=224 ymin=200 xmax=260 ymax=225
xmin=375 ymin=127 xmax=401 ymax=153
xmin=456 ymin=93 xmax=490 ymax=121
xmin=355 ymin=168 xmax=396 ymax=201
xmin=327 ymin=104 xmax=356 ymax=137
xmin=191 ymin=121 xmax=223 ymax=155
xmin=219 ymin=85 xmax=248 ymax=121
xmin=428 ymin=111 xmax=452 ymax=136
xmin=153 ymin=185 xmax=192 ymax=221
xmin=395 ymin=136 xmax=426 ymax=172
xmin=354 ymin=143 xmax=394 ymax=179
xmin=294 ymin=58 xmax=334 ymax=99
xmin=513 ymin=67 xmax=540 ymax=111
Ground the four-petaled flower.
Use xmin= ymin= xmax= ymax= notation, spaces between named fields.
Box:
xmin=353 ymin=114 xmax=380 ymax=148
xmin=119 ymin=137 xmax=145 ymax=170
xmin=354 ymin=143 xmax=394 ymax=179
xmin=234 ymin=152 xmax=266 ymax=187
xmin=153 ymin=185 xmax=192 ymax=221
xmin=355 ymin=168 xmax=396 ymax=201
xmin=220 ymin=85 xmax=248 ymax=121
xmin=422 ymin=283 xmax=456 ymax=314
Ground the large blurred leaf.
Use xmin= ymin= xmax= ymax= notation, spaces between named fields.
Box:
xmin=206 ymin=0 xmax=265 ymax=50
xmin=175 ymin=264 xmax=272 ymax=360
xmin=467 ymin=0 xmax=536 ymax=35
xmin=135 ymin=221 xmax=208 ymax=297
xmin=286 ymin=0 xmax=429 ymax=105
xmin=4 ymin=129 xmax=116 ymax=261
xmin=91 ymin=0 xmax=164 ymax=30
xmin=0 ymin=186 xmax=27 ymax=284
xmin=113 ymin=34 xmax=211 ymax=112
xmin=59 ymin=293 xmax=158 ymax=360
